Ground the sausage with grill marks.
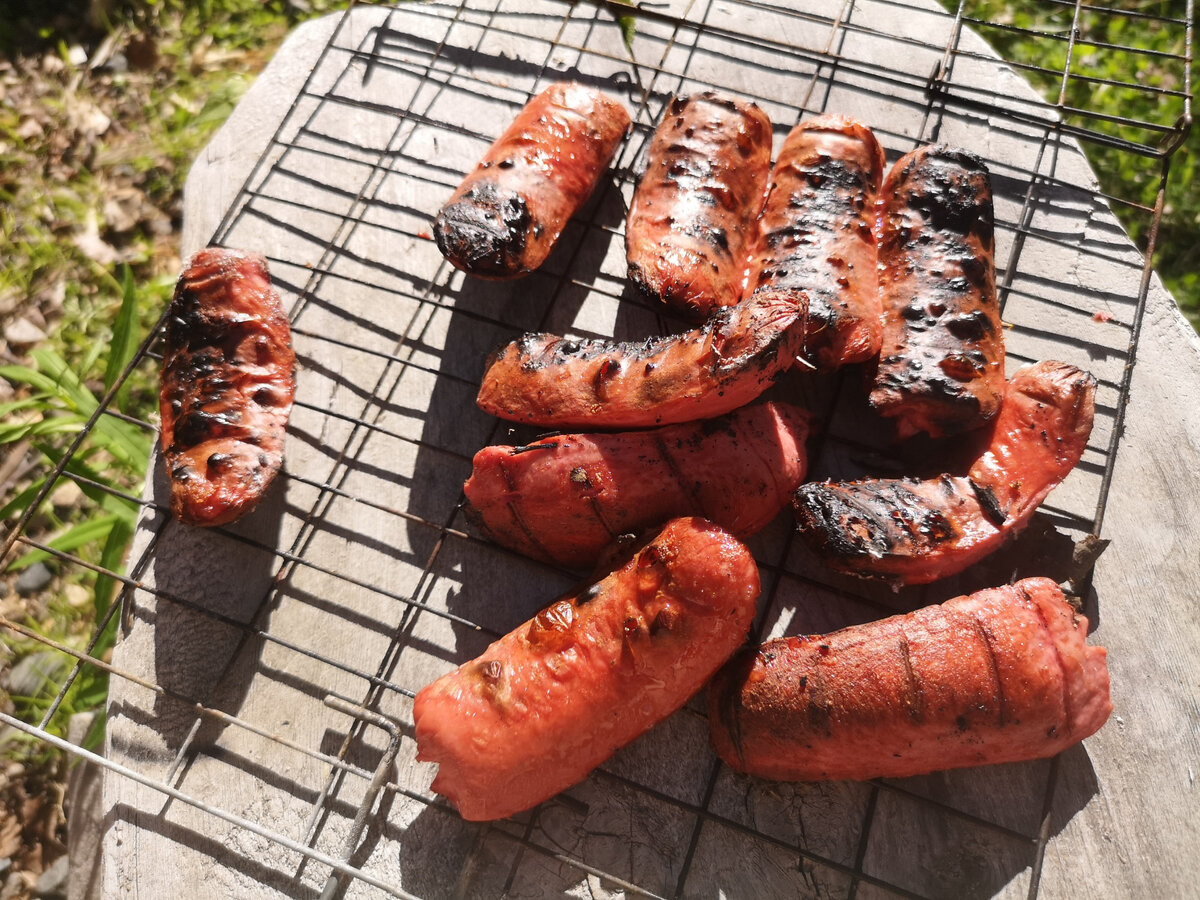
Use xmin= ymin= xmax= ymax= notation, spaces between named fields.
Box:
xmin=870 ymin=145 xmax=1005 ymax=439
xmin=750 ymin=114 xmax=885 ymax=371
xmin=433 ymin=82 xmax=630 ymax=279
xmin=793 ymin=360 xmax=1095 ymax=585
xmin=476 ymin=291 xmax=809 ymax=429
xmin=159 ymin=248 xmax=296 ymax=527
xmin=463 ymin=401 xmax=811 ymax=568
xmin=625 ymin=91 xmax=773 ymax=319
xmin=414 ymin=517 xmax=761 ymax=821
xmin=708 ymin=577 xmax=1112 ymax=782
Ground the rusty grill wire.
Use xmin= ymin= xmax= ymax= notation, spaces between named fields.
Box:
xmin=0 ymin=0 xmax=1193 ymax=897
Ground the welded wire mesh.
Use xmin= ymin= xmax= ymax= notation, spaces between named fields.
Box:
xmin=0 ymin=0 xmax=1193 ymax=897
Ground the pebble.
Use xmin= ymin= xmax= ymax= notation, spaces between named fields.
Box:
xmin=15 ymin=562 xmax=53 ymax=596
xmin=63 ymin=583 xmax=91 ymax=609
xmin=3 ymin=316 xmax=46 ymax=348
xmin=49 ymin=480 xmax=83 ymax=514
xmin=4 ymin=651 xmax=66 ymax=699
xmin=33 ymin=855 xmax=68 ymax=899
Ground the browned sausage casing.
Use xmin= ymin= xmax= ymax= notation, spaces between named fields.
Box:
xmin=625 ymin=91 xmax=773 ymax=319
xmin=414 ymin=517 xmax=761 ymax=821
xmin=793 ymin=360 xmax=1095 ymax=585
xmin=463 ymin=401 xmax=810 ymax=568
xmin=751 ymin=114 xmax=885 ymax=371
xmin=475 ymin=291 xmax=809 ymax=429
xmin=709 ymin=577 xmax=1111 ymax=782
xmin=434 ymin=82 xmax=630 ymax=278
xmin=159 ymin=248 xmax=296 ymax=526
xmin=870 ymin=145 xmax=1005 ymax=439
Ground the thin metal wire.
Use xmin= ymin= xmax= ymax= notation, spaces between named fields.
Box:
xmin=0 ymin=0 xmax=1191 ymax=897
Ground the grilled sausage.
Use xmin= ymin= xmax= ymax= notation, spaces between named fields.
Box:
xmin=433 ymin=82 xmax=630 ymax=278
xmin=476 ymin=291 xmax=809 ymax=429
xmin=870 ymin=145 xmax=1005 ymax=439
xmin=464 ymin=401 xmax=810 ymax=568
xmin=793 ymin=360 xmax=1094 ymax=585
xmin=708 ymin=577 xmax=1112 ymax=782
xmin=159 ymin=248 xmax=296 ymax=527
xmin=750 ymin=114 xmax=885 ymax=371
xmin=414 ymin=517 xmax=761 ymax=821
xmin=625 ymin=91 xmax=773 ymax=319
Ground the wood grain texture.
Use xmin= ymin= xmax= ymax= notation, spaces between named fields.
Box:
xmin=99 ymin=2 xmax=1200 ymax=898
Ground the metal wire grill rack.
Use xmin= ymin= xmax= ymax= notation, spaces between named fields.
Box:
xmin=0 ymin=0 xmax=1193 ymax=897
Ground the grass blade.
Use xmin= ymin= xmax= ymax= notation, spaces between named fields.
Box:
xmin=104 ymin=265 xmax=142 ymax=413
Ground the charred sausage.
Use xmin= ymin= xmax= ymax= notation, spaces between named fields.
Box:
xmin=464 ymin=401 xmax=810 ymax=568
xmin=159 ymin=248 xmax=296 ymax=527
xmin=625 ymin=91 xmax=773 ymax=319
xmin=476 ymin=291 xmax=809 ymax=429
xmin=793 ymin=360 xmax=1095 ymax=585
xmin=870 ymin=145 xmax=1005 ymax=439
xmin=708 ymin=577 xmax=1111 ymax=782
xmin=434 ymin=82 xmax=630 ymax=278
xmin=414 ymin=516 xmax=761 ymax=821
xmin=750 ymin=114 xmax=885 ymax=371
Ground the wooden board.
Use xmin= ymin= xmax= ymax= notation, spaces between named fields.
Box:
xmin=100 ymin=2 xmax=1200 ymax=897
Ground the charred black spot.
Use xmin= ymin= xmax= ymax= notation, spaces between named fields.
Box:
xmin=681 ymin=221 xmax=730 ymax=254
xmin=970 ymin=478 xmax=1009 ymax=526
xmin=171 ymin=408 xmax=245 ymax=449
xmin=577 ymin=583 xmax=602 ymax=605
xmin=206 ymin=452 xmax=235 ymax=474
xmin=434 ymin=180 xmax=532 ymax=276
xmin=945 ymin=309 xmax=994 ymax=341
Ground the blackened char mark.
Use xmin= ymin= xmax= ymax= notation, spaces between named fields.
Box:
xmin=512 ymin=332 xmax=678 ymax=372
xmin=792 ymin=479 xmax=959 ymax=562
xmin=433 ymin=180 xmax=533 ymax=277
xmin=897 ymin=147 xmax=993 ymax=237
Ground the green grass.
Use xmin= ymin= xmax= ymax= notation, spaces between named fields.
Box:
xmin=0 ymin=0 xmax=345 ymax=783
xmin=956 ymin=0 xmax=1197 ymax=329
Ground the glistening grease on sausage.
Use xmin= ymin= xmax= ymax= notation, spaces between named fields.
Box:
xmin=159 ymin=248 xmax=296 ymax=527
xmin=625 ymin=91 xmax=772 ymax=319
xmin=475 ymin=291 xmax=809 ymax=429
xmin=793 ymin=360 xmax=1095 ymax=585
xmin=464 ymin=401 xmax=810 ymax=568
xmin=434 ymin=82 xmax=630 ymax=278
xmin=871 ymin=145 xmax=1005 ymax=439
xmin=709 ymin=577 xmax=1111 ymax=782
xmin=750 ymin=114 xmax=885 ymax=371
xmin=413 ymin=517 xmax=761 ymax=821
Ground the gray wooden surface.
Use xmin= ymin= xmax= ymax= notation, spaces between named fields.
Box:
xmin=100 ymin=2 xmax=1200 ymax=898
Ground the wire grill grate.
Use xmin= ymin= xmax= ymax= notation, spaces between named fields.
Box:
xmin=1 ymin=0 xmax=1193 ymax=897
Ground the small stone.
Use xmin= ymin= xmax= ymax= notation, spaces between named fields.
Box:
xmin=4 ymin=651 xmax=66 ymax=699
xmin=33 ymin=854 xmax=68 ymax=899
xmin=63 ymin=584 xmax=91 ymax=609
xmin=49 ymin=479 xmax=83 ymax=514
xmin=103 ymin=52 xmax=129 ymax=74
xmin=15 ymin=562 xmax=54 ymax=596
xmin=4 ymin=316 xmax=46 ymax=348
